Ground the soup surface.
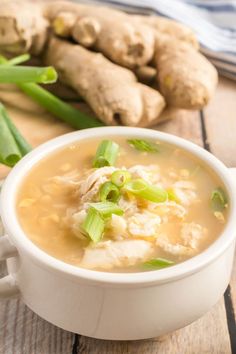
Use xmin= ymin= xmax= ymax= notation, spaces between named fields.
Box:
xmin=17 ymin=137 xmax=228 ymax=272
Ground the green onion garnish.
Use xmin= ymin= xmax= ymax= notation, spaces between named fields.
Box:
xmin=0 ymin=103 xmax=31 ymax=167
xmin=111 ymin=170 xmax=131 ymax=187
xmin=167 ymin=188 xmax=180 ymax=203
xmin=0 ymin=107 xmax=21 ymax=167
xmin=124 ymin=179 xmax=167 ymax=203
xmin=0 ymin=54 xmax=30 ymax=66
xmin=127 ymin=139 xmax=159 ymax=152
xmin=211 ymin=187 xmax=228 ymax=211
xmin=99 ymin=182 xmax=120 ymax=203
xmin=89 ymin=202 xmax=124 ymax=217
xmin=82 ymin=207 xmax=105 ymax=243
xmin=0 ymin=65 xmax=57 ymax=84
xmin=143 ymin=258 xmax=174 ymax=269
xmin=93 ymin=140 xmax=119 ymax=168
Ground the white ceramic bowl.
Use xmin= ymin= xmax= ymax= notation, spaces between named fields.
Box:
xmin=1 ymin=127 xmax=236 ymax=340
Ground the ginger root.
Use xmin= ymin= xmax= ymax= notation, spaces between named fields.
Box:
xmin=132 ymin=15 xmax=199 ymax=49
xmin=45 ymin=1 xmax=155 ymax=69
xmin=0 ymin=0 xmax=218 ymax=123
xmin=44 ymin=37 xmax=165 ymax=126
xmin=0 ymin=0 xmax=48 ymax=55
xmin=155 ymin=36 xmax=218 ymax=109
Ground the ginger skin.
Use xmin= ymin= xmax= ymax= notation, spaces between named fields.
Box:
xmin=44 ymin=37 xmax=166 ymax=126
xmin=52 ymin=12 xmax=76 ymax=38
xmin=45 ymin=1 xmax=155 ymax=69
xmin=0 ymin=0 xmax=48 ymax=55
xmin=155 ymin=36 xmax=218 ymax=109
xmin=132 ymin=15 xmax=199 ymax=50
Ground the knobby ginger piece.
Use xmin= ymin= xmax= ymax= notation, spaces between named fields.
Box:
xmin=52 ymin=11 xmax=76 ymax=38
xmin=132 ymin=15 xmax=199 ymax=49
xmin=44 ymin=37 xmax=165 ymax=126
xmin=0 ymin=0 xmax=48 ymax=54
xmin=135 ymin=66 xmax=157 ymax=85
xmin=155 ymin=36 xmax=218 ymax=109
xmin=45 ymin=1 xmax=155 ymax=68
xmin=72 ymin=17 xmax=101 ymax=48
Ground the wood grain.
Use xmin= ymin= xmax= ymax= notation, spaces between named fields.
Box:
xmin=204 ymin=77 xmax=236 ymax=167
xmin=0 ymin=77 xmax=236 ymax=354
xmin=74 ymin=299 xmax=231 ymax=354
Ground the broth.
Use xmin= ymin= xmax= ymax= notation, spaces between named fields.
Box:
xmin=17 ymin=137 xmax=228 ymax=272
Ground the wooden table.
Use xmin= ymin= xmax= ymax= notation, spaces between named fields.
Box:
xmin=0 ymin=76 xmax=236 ymax=353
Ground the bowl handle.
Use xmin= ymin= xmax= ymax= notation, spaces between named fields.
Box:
xmin=0 ymin=235 xmax=20 ymax=298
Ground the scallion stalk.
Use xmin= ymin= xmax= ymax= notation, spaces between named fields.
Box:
xmin=89 ymin=201 xmax=124 ymax=217
xmin=211 ymin=187 xmax=228 ymax=211
xmin=0 ymin=54 xmax=30 ymax=66
xmin=0 ymin=103 xmax=31 ymax=166
xmin=0 ymin=65 xmax=57 ymax=84
xmin=82 ymin=207 xmax=105 ymax=243
xmin=111 ymin=170 xmax=131 ymax=187
xmin=0 ymin=104 xmax=32 ymax=155
xmin=127 ymin=139 xmax=159 ymax=152
xmin=0 ymin=54 xmax=104 ymax=130
xmin=0 ymin=105 xmax=21 ymax=166
xmin=167 ymin=188 xmax=180 ymax=203
xmin=124 ymin=179 xmax=167 ymax=203
xmin=19 ymin=83 xmax=104 ymax=129
xmin=93 ymin=140 xmax=119 ymax=168
xmin=6 ymin=54 xmax=31 ymax=66
xmin=143 ymin=258 xmax=174 ymax=269
xmin=99 ymin=181 xmax=120 ymax=203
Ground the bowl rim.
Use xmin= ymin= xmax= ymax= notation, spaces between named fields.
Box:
xmin=1 ymin=126 xmax=236 ymax=286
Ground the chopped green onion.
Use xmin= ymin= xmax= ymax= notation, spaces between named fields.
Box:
xmin=0 ymin=54 xmax=30 ymax=66
xmin=211 ymin=187 xmax=228 ymax=211
xmin=93 ymin=140 xmax=119 ymax=168
xmin=0 ymin=104 xmax=31 ymax=156
xmin=99 ymin=181 xmax=120 ymax=203
xmin=82 ymin=207 xmax=105 ymax=243
xmin=19 ymin=83 xmax=103 ymax=129
xmin=0 ymin=105 xmax=21 ymax=167
xmin=111 ymin=170 xmax=131 ymax=187
xmin=167 ymin=188 xmax=180 ymax=203
xmin=127 ymin=139 xmax=159 ymax=152
xmin=124 ymin=179 xmax=167 ymax=203
xmin=143 ymin=258 xmax=174 ymax=269
xmin=89 ymin=202 xmax=124 ymax=217
xmin=0 ymin=65 xmax=57 ymax=84
xmin=6 ymin=54 xmax=31 ymax=66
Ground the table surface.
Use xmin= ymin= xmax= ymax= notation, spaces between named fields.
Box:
xmin=0 ymin=76 xmax=236 ymax=354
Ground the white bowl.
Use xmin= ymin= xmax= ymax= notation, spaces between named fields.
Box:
xmin=0 ymin=127 xmax=236 ymax=340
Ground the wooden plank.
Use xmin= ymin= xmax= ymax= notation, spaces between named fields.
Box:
xmin=157 ymin=110 xmax=203 ymax=146
xmin=74 ymin=300 xmax=231 ymax=354
xmin=230 ymin=252 xmax=236 ymax=327
xmin=204 ymin=77 xmax=236 ymax=167
xmin=0 ymin=299 xmax=74 ymax=354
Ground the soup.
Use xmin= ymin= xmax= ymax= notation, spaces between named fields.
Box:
xmin=17 ymin=137 xmax=228 ymax=272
